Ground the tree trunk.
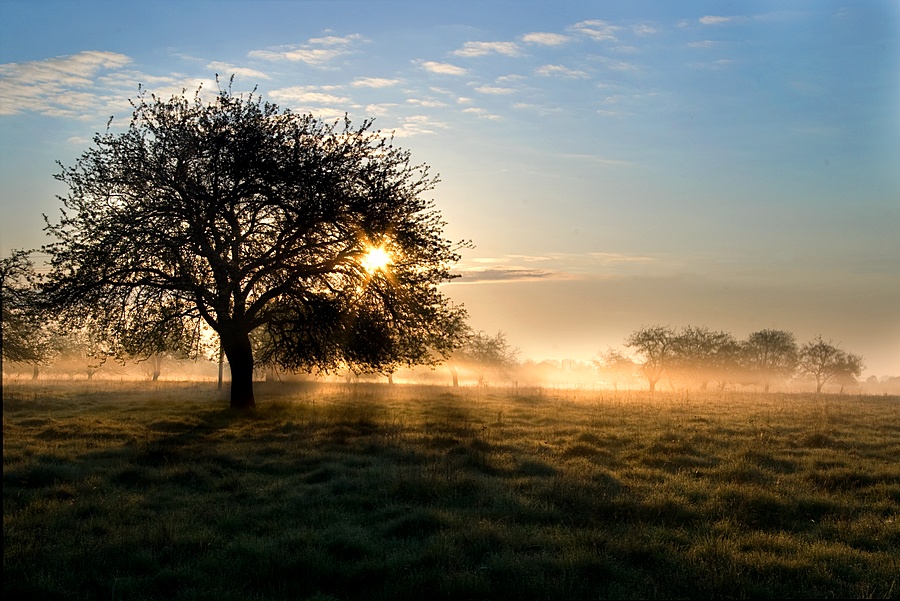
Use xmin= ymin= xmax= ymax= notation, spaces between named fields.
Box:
xmin=31 ymin=364 xmax=39 ymax=380
xmin=222 ymin=329 xmax=255 ymax=410
xmin=217 ymin=343 xmax=224 ymax=390
xmin=449 ymin=364 xmax=459 ymax=387
xmin=151 ymin=354 xmax=162 ymax=381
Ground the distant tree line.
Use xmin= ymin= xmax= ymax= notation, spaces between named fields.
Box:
xmin=0 ymin=252 xmax=868 ymax=394
xmin=602 ymin=325 xmax=865 ymax=393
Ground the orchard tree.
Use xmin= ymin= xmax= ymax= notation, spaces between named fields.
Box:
xmin=671 ymin=326 xmax=741 ymax=390
xmin=593 ymin=347 xmax=639 ymax=391
xmin=798 ymin=336 xmax=864 ymax=393
xmin=448 ymin=329 xmax=519 ymax=386
xmin=741 ymin=329 xmax=799 ymax=392
xmin=625 ymin=325 xmax=677 ymax=392
xmin=117 ymin=301 xmax=209 ymax=381
xmin=43 ymin=83 xmax=467 ymax=409
xmin=1 ymin=251 xmax=54 ymax=380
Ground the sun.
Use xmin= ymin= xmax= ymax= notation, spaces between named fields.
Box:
xmin=361 ymin=245 xmax=392 ymax=274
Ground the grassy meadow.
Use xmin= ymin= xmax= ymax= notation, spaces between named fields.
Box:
xmin=3 ymin=380 xmax=899 ymax=600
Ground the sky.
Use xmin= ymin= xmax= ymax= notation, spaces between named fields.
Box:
xmin=1 ymin=0 xmax=898 ymax=376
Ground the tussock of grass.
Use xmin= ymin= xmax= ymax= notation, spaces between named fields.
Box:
xmin=4 ymin=381 xmax=899 ymax=600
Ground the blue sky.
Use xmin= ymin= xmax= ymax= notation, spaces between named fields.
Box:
xmin=1 ymin=0 xmax=898 ymax=375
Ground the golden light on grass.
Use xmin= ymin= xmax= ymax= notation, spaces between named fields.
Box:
xmin=361 ymin=244 xmax=392 ymax=274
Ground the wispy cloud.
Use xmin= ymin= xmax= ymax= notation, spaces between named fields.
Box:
xmin=512 ymin=102 xmax=563 ymax=115
xmin=406 ymin=98 xmax=447 ymax=107
xmin=571 ymin=20 xmax=621 ymax=42
xmin=351 ymin=77 xmax=401 ymax=88
xmin=248 ymin=34 xmax=364 ymax=66
xmin=206 ymin=62 xmax=270 ymax=80
xmin=451 ymin=251 xmax=663 ymax=284
xmin=452 ymin=265 xmax=556 ymax=284
xmin=687 ymin=40 xmax=719 ymax=48
xmin=268 ymin=87 xmax=351 ymax=105
xmin=594 ymin=57 xmax=641 ymax=73
xmin=462 ymin=107 xmax=501 ymax=120
xmin=267 ymin=86 xmax=356 ymax=119
xmin=308 ymin=34 xmax=362 ymax=46
xmin=632 ymin=24 xmax=659 ymax=36
xmin=521 ymin=32 xmax=569 ymax=46
xmin=452 ymin=41 xmax=521 ymax=57
xmin=535 ymin=64 xmax=589 ymax=79
xmin=0 ymin=51 xmax=131 ymax=117
xmin=474 ymin=85 xmax=516 ymax=95
xmin=418 ymin=61 xmax=468 ymax=76
xmin=685 ymin=59 xmax=734 ymax=70
xmin=699 ymin=16 xmax=739 ymax=25
xmin=387 ymin=114 xmax=451 ymax=137
xmin=364 ymin=103 xmax=399 ymax=117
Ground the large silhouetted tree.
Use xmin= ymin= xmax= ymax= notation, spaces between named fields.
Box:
xmin=43 ymin=83 xmax=467 ymax=409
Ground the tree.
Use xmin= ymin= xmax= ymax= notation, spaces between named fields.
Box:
xmin=43 ymin=83 xmax=467 ymax=409
xmin=671 ymin=326 xmax=741 ymax=390
xmin=1 ymin=251 xmax=53 ymax=380
xmin=117 ymin=301 xmax=208 ymax=381
xmin=593 ymin=347 xmax=639 ymax=391
xmin=798 ymin=336 xmax=864 ymax=393
xmin=625 ymin=325 xmax=677 ymax=392
xmin=449 ymin=329 xmax=519 ymax=386
xmin=740 ymin=329 xmax=798 ymax=392
xmin=52 ymin=322 xmax=115 ymax=380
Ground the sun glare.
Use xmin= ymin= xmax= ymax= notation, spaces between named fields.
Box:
xmin=361 ymin=245 xmax=392 ymax=274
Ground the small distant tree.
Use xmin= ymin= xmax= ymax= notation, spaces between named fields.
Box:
xmin=625 ymin=325 xmax=677 ymax=392
xmin=798 ymin=336 xmax=864 ymax=393
xmin=450 ymin=329 xmax=519 ymax=386
xmin=740 ymin=329 xmax=799 ymax=392
xmin=593 ymin=347 xmax=638 ymax=390
xmin=671 ymin=326 xmax=741 ymax=390
xmin=43 ymin=83 xmax=467 ymax=409
xmin=117 ymin=301 xmax=208 ymax=381
xmin=50 ymin=320 xmax=118 ymax=380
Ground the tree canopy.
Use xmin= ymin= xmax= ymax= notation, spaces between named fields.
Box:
xmin=741 ymin=329 xmax=799 ymax=392
xmin=798 ymin=336 xmax=864 ymax=393
xmin=625 ymin=325 xmax=678 ymax=392
xmin=1 ymin=251 xmax=46 ymax=368
xmin=43 ymin=83 xmax=467 ymax=408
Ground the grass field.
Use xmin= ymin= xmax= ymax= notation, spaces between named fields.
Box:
xmin=3 ymin=380 xmax=899 ymax=600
